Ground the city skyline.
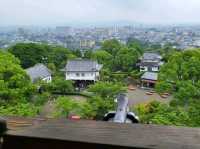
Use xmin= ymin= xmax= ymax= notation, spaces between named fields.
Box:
xmin=1 ymin=0 xmax=200 ymax=26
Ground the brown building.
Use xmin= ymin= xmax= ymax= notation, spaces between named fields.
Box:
xmin=141 ymin=72 xmax=158 ymax=88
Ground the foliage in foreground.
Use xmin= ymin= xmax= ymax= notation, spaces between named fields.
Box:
xmin=53 ymin=96 xmax=116 ymax=120
xmin=88 ymin=81 xmax=127 ymax=99
xmin=0 ymin=51 xmax=36 ymax=103
xmin=135 ymin=100 xmax=200 ymax=127
xmin=0 ymin=103 xmax=40 ymax=117
xmin=53 ymin=82 xmax=123 ymax=119
xmin=39 ymin=77 xmax=74 ymax=94
xmin=149 ymin=49 xmax=200 ymax=127
xmin=156 ymin=50 xmax=200 ymax=100
xmin=54 ymin=82 xmax=126 ymax=120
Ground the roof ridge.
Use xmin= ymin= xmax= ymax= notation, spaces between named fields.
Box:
xmin=26 ymin=63 xmax=46 ymax=70
xmin=69 ymin=59 xmax=97 ymax=62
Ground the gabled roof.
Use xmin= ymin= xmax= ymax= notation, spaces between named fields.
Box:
xmin=141 ymin=72 xmax=158 ymax=81
xmin=142 ymin=52 xmax=162 ymax=61
xmin=65 ymin=59 xmax=103 ymax=72
xmin=140 ymin=61 xmax=160 ymax=67
xmin=26 ymin=64 xmax=52 ymax=82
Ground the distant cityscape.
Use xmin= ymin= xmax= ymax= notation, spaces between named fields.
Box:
xmin=1 ymin=25 xmax=200 ymax=50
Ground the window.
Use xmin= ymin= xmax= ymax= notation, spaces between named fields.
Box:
xmin=140 ymin=67 xmax=147 ymax=71
xmin=152 ymin=67 xmax=158 ymax=72
xmin=91 ymin=73 xmax=93 ymax=76
xmin=76 ymin=73 xmax=80 ymax=76
xmin=81 ymin=73 xmax=85 ymax=77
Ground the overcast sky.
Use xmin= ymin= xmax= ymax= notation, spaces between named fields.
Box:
xmin=1 ymin=0 xmax=200 ymax=26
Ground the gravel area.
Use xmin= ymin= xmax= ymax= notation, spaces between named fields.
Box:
xmin=127 ymin=88 xmax=172 ymax=106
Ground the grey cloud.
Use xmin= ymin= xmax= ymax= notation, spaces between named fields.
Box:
xmin=0 ymin=0 xmax=200 ymax=26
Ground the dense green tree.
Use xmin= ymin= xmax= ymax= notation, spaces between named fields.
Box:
xmin=47 ymin=63 xmax=57 ymax=75
xmin=47 ymin=46 xmax=75 ymax=69
xmin=155 ymin=81 xmax=173 ymax=94
xmin=135 ymin=99 xmax=200 ymax=127
xmin=88 ymin=81 xmax=126 ymax=99
xmin=0 ymin=103 xmax=40 ymax=117
xmin=86 ymin=96 xmax=116 ymax=119
xmin=146 ymin=49 xmax=200 ymax=127
xmin=135 ymin=101 xmax=191 ymax=126
xmin=157 ymin=50 xmax=200 ymax=97
xmin=188 ymin=100 xmax=200 ymax=127
xmin=8 ymin=43 xmax=47 ymax=68
xmin=127 ymin=38 xmax=144 ymax=54
xmin=92 ymin=50 xmax=112 ymax=63
xmin=91 ymin=50 xmax=113 ymax=70
xmin=101 ymin=39 xmax=121 ymax=56
xmin=53 ymin=97 xmax=79 ymax=118
xmin=9 ymin=43 xmax=75 ymax=69
xmin=72 ymin=49 xmax=82 ymax=57
xmin=115 ymin=47 xmax=140 ymax=72
xmin=83 ymin=49 xmax=93 ymax=59
xmin=0 ymin=51 xmax=35 ymax=103
xmin=99 ymin=39 xmax=141 ymax=72
xmin=49 ymin=77 xmax=74 ymax=94
xmin=53 ymin=96 xmax=115 ymax=120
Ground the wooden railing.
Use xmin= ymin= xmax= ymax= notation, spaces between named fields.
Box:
xmin=0 ymin=117 xmax=200 ymax=149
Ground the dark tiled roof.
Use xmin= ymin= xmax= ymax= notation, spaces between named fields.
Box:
xmin=141 ymin=72 xmax=158 ymax=81
xmin=26 ymin=64 xmax=52 ymax=82
xmin=65 ymin=59 xmax=102 ymax=72
xmin=142 ymin=52 xmax=162 ymax=61
xmin=140 ymin=61 xmax=160 ymax=67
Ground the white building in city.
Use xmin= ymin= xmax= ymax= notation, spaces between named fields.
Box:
xmin=63 ymin=59 xmax=103 ymax=83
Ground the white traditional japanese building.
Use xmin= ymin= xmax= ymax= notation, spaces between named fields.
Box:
xmin=63 ymin=59 xmax=103 ymax=87
xmin=139 ymin=52 xmax=163 ymax=72
xmin=138 ymin=52 xmax=164 ymax=88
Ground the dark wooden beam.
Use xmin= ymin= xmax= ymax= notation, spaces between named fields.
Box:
xmin=0 ymin=118 xmax=7 ymax=135
xmin=1 ymin=117 xmax=200 ymax=149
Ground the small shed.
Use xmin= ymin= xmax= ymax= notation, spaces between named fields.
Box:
xmin=26 ymin=64 xmax=52 ymax=83
xmin=141 ymin=72 xmax=158 ymax=88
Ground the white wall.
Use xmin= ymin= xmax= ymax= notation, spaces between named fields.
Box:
xmin=152 ymin=67 xmax=159 ymax=72
xmin=66 ymin=72 xmax=100 ymax=81
xmin=42 ymin=76 xmax=52 ymax=83
xmin=140 ymin=66 xmax=159 ymax=72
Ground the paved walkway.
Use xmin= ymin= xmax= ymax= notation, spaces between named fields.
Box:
xmin=127 ymin=88 xmax=172 ymax=106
